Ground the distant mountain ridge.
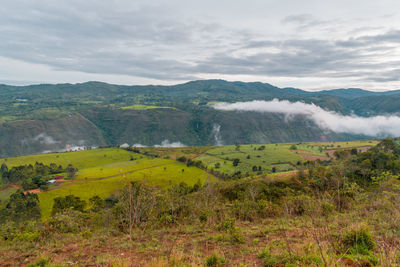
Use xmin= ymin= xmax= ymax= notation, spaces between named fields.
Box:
xmin=0 ymin=79 xmax=399 ymax=157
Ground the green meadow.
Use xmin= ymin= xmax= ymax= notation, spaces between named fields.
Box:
xmin=0 ymin=187 xmax=18 ymax=201
xmin=120 ymin=104 xmax=176 ymax=110
xmin=1 ymin=140 xmax=377 ymax=217
xmin=197 ymin=143 xmax=304 ymax=174
xmin=0 ymin=148 xmax=136 ymax=169
xmin=39 ymin=159 xmax=214 ymax=217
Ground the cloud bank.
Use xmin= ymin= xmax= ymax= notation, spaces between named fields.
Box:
xmin=214 ymin=99 xmax=400 ymax=137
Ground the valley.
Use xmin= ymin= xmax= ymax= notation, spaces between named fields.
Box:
xmin=0 ymin=80 xmax=395 ymax=157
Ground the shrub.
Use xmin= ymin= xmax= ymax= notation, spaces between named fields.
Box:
xmin=232 ymin=200 xmax=258 ymax=221
xmin=52 ymin=195 xmax=86 ymax=215
xmin=283 ymin=194 xmax=312 ymax=216
xmin=0 ymin=221 xmax=41 ymax=242
xmin=199 ymin=212 xmax=208 ymax=223
xmin=229 ymin=227 xmax=246 ymax=244
xmin=48 ymin=209 xmax=88 ymax=233
xmin=256 ymin=200 xmax=281 ymax=218
xmin=205 ymin=254 xmax=226 ymax=266
xmin=258 ymin=247 xmax=305 ymax=267
xmin=342 ymin=227 xmax=376 ymax=255
xmin=321 ymin=201 xmax=335 ymax=216
xmin=258 ymin=247 xmax=277 ymax=267
xmin=218 ymin=218 xmax=235 ymax=231
xmin=27 ymin=257 xmax=49 ymax=267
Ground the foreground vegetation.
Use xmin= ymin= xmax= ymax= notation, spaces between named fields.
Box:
xmin=0 ymin=139 xmax=399 ymax=266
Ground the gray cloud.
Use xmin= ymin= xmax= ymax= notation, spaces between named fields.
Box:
xmin=281 ymin=14 xmax=329 ymax=30
xmin=1 ymin=1 xmax=400 ymax=89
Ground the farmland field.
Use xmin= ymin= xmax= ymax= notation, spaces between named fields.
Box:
xmin=0 ymin=148 xmax=137 ymax=169
xmin=0 ymin=140 xmax=378 ymax=217
xmin=120 ymin=104 xmax=176 ymax=110
xmin=39 ymin=158 xmax=214 ymax=217
xmin=0 ymin=186 xmax=19 ymax=202
xmin=196 ymin=144 xmax=304 ymax=175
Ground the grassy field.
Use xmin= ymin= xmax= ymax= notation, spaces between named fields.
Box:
xmin=196 ymin=144 xmax=304 ymax=175
xmin=1 ymin=148 xmax=214 ymax=217
xmin=0 ymin=187 xmax=18 ymax=202
xmin=137 ymin=141 xmax=379 ymax=176
xmin=1 ymin=140 xmax=379 ymax=217
xmin=0 ymin=148 xmax=137 ymax=169
xmin=306 ymin=140 xmax=378 ymax=149
xmin=136 ymin=146 xmax=211 ymax=160
xmin=120 ymin=104 xmax=176 ymax=110
xmin=39 ymin=159 xmax=214 ymax=217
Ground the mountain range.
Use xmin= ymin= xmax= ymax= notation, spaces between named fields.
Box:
xmin=1 ymin=79 xmax=399 ymax=157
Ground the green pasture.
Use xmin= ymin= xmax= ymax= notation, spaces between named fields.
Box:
xmin=39 ymin=159 xmax=215 ymax=218
xmin=197 ymin=144 xmax=303 ymax=175
xmin=306 ymin=140 xmax=378 ymax=149
xmin=120 ymin=104 xmax=176 ymax=110
xmin=0 ymin=148 xmax=138 ymax=169
xmin=75 ymin=158 xmax=170 ymax=180
xmin=0 ymin=187 xmax=18 ymax=202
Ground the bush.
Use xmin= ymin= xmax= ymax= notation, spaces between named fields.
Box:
xmin=258 ymin=247 xmax=278 ymax=267
xmin=48 ymin=209 xmax=88 ymax=233
xmin=0 ymin=221 xmax=41 ymax=242
xmin=342 ymin=227 xmax=376 ymax=255
xmin=52 ymin=195 xmax=86 ymax=215
xmin=321 ymin=201 xmax=335 ymax=216
xmin=229 ymin=227 xmax=246 ymax=244
xmin=27 ymin=257 xmax=49 ymax=267
xmin=283 ymin=194 xmax=312 ymax=216
xmin=205 ymin=254 xmax=226 ymax=266
xmin=218 ymin=218 xmax=235 ymax=231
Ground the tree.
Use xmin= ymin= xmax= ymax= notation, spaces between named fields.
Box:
xmin=0 ymin=162 xmax=8 ymax=181
xmin=0 ymin=190 xmax=41 ymax=224
xmin=66 ymin=164 xmax=78 ymax=178
xmin=290 ymin=145 xmax=297 ymax=150
xmin=233 ymin=158 xmax=240 ymax=166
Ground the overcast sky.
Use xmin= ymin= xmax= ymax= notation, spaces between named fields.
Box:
xmin=1 ymin=0 xmax=400 ymax=91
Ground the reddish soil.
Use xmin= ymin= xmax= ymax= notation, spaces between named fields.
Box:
xmin=25 ymin=188 xmax=41 ymax=194
xmin=0 ymin=184 xmax=21 ymax=192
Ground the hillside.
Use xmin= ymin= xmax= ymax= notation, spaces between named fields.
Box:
xmin=0 ymin=139 xmax=399 ymax=266
xmin=0 ymin=80 xmax=399 ymax=156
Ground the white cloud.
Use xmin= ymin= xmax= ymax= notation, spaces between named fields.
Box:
xmin=214 ymin=99 xmax=400 ymax=137
xmin=154 ymin=140 xmax=186 ymax=148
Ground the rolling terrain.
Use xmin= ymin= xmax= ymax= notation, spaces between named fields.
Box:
xmin=0 ymin=79 xmax=397 ymax=157
xmin=0 ymin=138 xmax=398 ymax=266
xmin=0 ymin=140 xmax=378 ymax=218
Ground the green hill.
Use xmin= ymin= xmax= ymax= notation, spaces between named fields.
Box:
xmin=0 ymin=80 xmax=398 ymax=156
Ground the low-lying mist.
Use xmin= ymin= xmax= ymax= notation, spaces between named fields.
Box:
xmin=131 ymin=140 xmax=186 ymax=148
xmin=213 ymin=99 xmax=400 ymax=137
